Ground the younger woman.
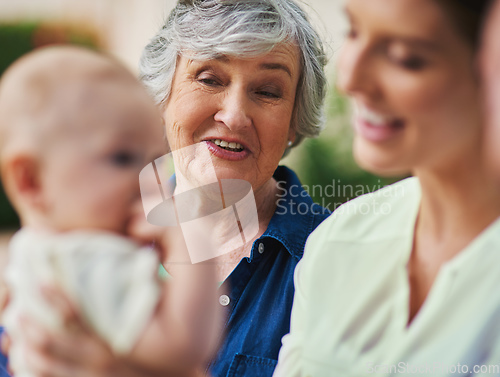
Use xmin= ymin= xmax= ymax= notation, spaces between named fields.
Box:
xmin=275 ymin=1 xmax=500 ymax=376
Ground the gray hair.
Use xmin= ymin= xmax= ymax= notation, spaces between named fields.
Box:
xmin=139 ymin=0 xmax=327 ymax=146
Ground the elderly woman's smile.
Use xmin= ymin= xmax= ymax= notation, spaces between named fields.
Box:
xmin=162 ymin=43 xmax=300 ymax=190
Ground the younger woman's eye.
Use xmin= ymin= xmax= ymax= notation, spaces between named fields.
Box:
xmin=110 ymin=151 xmax=139 ymax=167
xmin=395 ymin=56 xmax=427 ymax=71
xmin=387 ymin=43 xmax=428 ymax=71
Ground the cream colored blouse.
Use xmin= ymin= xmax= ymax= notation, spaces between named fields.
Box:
xmin=274 ymin=178 xmax=500 ymax=377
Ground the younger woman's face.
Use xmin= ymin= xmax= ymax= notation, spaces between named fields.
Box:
xmin=481 ymin=0 xmax=500 ymax=175
xmin=337 ymin=0 xmax=482 ymax=176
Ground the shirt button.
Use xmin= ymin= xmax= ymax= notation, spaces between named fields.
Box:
xmin=258 ymin=243 xmax=265 ymax=254
xmin=219 ymin=295 xmax=230 ymax=306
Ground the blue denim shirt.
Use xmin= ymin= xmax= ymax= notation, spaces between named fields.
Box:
xmin=0 ymin=166 xmax=329 ymax=377
xmin=0 ymin=347 xmax=7 ymax=377
xmin=208 ymin=166 xmax=330 ymax=377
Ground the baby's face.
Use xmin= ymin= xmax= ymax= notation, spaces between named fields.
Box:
xmin=40 ymin=79 xmax=166 ymax=234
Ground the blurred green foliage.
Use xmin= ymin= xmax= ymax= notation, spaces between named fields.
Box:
xmin=0 ymin=23 xmax=38 ymax=74
xmin=0 ymin=22 xmax=100 ymax=230
xmin=0 ymin=24 xmax=38 ymax=229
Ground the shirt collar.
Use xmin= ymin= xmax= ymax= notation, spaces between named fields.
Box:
xmin=260 ymin=165 xmax=329 ymax=260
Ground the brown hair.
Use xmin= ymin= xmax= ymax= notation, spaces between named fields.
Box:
xmin=437 ymin=0 xmax=493 ymax=49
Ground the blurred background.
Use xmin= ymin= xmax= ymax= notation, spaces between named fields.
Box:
xmin=0 ymin=0 xmax=398 ymax=252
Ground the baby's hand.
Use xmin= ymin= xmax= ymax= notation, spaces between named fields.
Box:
xmin=16 ymin=286 xmax=186 ymax=377
xmin=128 ymin=202 xmax=192 ymax=266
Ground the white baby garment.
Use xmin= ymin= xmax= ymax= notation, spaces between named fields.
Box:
xmin=3 ymin=228 xmax=161 ymax=377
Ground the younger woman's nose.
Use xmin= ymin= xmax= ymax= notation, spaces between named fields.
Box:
xmin=336 ymin=43 xmax=378 ymax=100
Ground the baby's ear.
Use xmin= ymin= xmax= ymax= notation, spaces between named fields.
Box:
xmin=5 ymin=155 xmax=44 ymax=210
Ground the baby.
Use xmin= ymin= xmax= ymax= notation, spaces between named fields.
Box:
xmin=0 ymin=46 xmax=217 ymax=376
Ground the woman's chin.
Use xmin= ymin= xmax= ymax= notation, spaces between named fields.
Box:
xmin=212 ymin=164 xmax=251 ymax=182
xmin=353 ymin=139 xmax=411 ymax=178
xmin=485 ymin=119 xmax=500 ymax=177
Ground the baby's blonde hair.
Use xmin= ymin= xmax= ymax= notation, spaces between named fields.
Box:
xmin=0 ymin=46 xmax=139 ymax=161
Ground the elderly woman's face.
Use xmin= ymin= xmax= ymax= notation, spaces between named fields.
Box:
xmin=337 ymin=0 xmax=481 ymax=176
xmin=162 ymin=43 xmax=300 ymax=191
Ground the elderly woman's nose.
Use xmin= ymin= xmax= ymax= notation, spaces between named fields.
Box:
xmin=213 ymin=87 xmax=252 ymax=129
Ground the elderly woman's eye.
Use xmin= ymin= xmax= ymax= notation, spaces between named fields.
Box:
xmin=197 ymin=74 xmax=221 ymax=86
xmin=200 ymin=78 xmax=219 ymax=85
xmin=256 ymin=88 xmax=281 ymax=99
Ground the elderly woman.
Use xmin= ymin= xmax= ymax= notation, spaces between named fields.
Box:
xmin=0 ymin=0 xmax=329 ymax=376
xmin=140 ymin=1 xmax=329 ymax=375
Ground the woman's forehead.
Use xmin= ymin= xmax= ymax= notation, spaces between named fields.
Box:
xmin=182 ymin=43 xmax=301 ymax=72
xmin=346 ymin=0 xmax=453 ymax=41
